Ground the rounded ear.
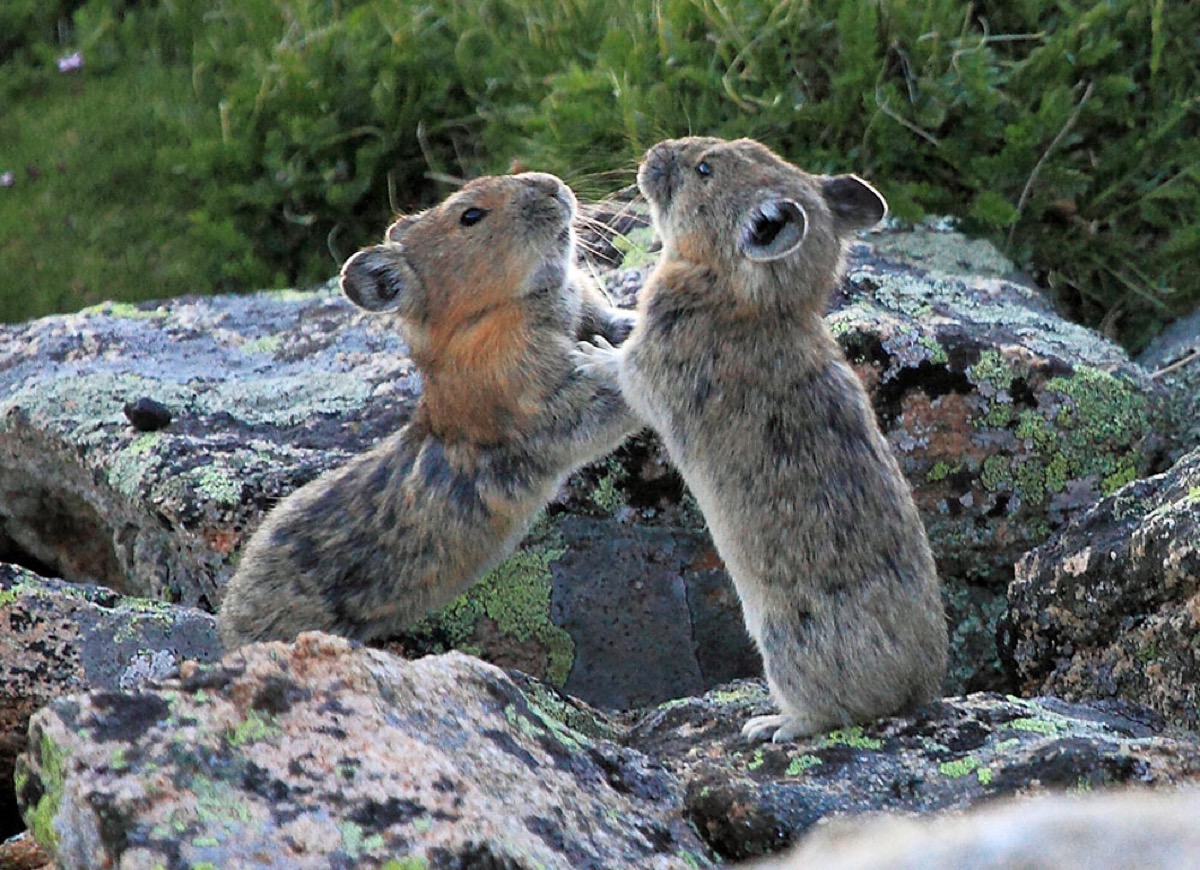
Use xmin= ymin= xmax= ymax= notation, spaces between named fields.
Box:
xmin=339 ymin=246 xmax=417 ymax=313
xmin=739 ymin=198 xmax=808 ymax=262
xmin=821 ymin=174 xmax=888 ymax=233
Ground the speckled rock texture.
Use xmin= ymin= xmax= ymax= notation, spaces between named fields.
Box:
xmin=622 ymin=681 xmax=1200 ymax=862
xmin=0 ymin=830 xmax=52 ymax=870
xmin=0 ymin=564 xmax=219 ymax=840
xmin=16 ymin=635 xmax=713 ymax=870
xmin=1138 ymin=307 xmax=1200 ymax=457
xmin=0 ymin=219 xmax=1173 ymax=700
xmin=17 ymin=637 xmax=1200 ymax=867
xmin=1006 ymin=446 xmax=1200 ymax=730
xmin=754 ymin=786 xmax=1200 ymax=870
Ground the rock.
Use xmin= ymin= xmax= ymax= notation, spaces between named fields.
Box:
xmin=0 ymin=564 xmax=220 ymax=838
xmin=755 ymin=787 xmax=1200 ymax=869
xmin=0 ymin=220 xmax=1173 ymax=698
xmin=622 ymin=682 xmax=1200 ymax=862
xmin=0 ymin=831 xmax=51 ymax=870
xmin=17 ymin=637 xmax=1200 ymax=867
xmin=1005 ymin=446 xmax=1200 ymax=729
xmin=16 ymin=635 xmax=713 ymax=870
xmin=1138 ymin=307 xmax=1200 ymax=456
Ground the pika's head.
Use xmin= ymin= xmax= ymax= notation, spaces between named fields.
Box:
xmin=637 ymin=137 xmax=886 ymax=309
xmin=339 ymin=172 xmax=577 ymax=327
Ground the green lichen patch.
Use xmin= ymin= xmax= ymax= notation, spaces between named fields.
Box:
xmin=785 ymin=754 xmax=822 ymax=776
xmin=191 ymin=466 xmax=244 ymax=506
xmin=417 ymin=529 xmax=576 ymax=686
xmin=938 ymin=756 xmax=981 ymax=778
xmin=819 ymin=726 xmax=883 ymax=751
xmin=382 ymin=859 xmax=429 ymax=870
xmin=21 ymin=730 xmax=67 ymax=852
xmin=224 ymin=709 xmax=281 ymax=747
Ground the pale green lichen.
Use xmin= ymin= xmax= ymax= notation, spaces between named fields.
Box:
xmin=192 ymin=466 xmax=243 ymax=505
xmin=0 ymin=588 xmax=17 ymax=608
xmin=785 ymin=754 xmax=822 ymax=776
xmin=382 ymin=859 xmax=429 ymax=870
xmin=242 ymin=335 xmax=282 ymax=355
xmin=820 ymin=726 xmax=883 ymax=750
xmin=976 ymin=766 xmax=994 ymax=785
xmin=939 ymin=756 xmax=981 ymax=778
xmin=224 ymin=709 xmax=280 ymax=747
xmin=21 ymin=732 xmax=67 ymax=853
xmin=746 ymin=749 xmax=765 ymax=771
xmin=422 ymin=530 xmax=576 ymax=686
xmin=520 ymin=680 xmax=618 ymax=743
xmin=339 ymin=821 xmax=386 ymax=859
xmin=1007 ymin=716 xmax=1064 ymax=736
xmin=77 ymin=301 xmax=170 ymax=319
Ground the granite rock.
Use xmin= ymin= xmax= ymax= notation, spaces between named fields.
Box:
xmin=16 ymin=635 xmax=712 ymax=870
xmin=1005 ymin=446 xmax=1200 ymax=729
xmin=0 ymin=564 xmax=219 ymax=838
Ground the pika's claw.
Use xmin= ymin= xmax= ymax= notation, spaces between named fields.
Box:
xmin=574 ymin=336 xmax=621 ymax=378
xmin=741 ymin=713 xmax=817 ymax=743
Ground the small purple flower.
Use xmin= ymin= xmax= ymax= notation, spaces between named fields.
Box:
xmin=0 ymin=171 xmax=13 ymax=188
xmin=57 ymin=51 xmax=84 ymax=73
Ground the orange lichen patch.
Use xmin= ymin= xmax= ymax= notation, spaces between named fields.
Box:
xmin=204 ymin=528 xmax=242 ymax=556
xmin=898 ymin=392 xmax=987 ymax=464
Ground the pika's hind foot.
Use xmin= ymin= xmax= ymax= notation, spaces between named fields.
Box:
xmin=742 ymin=713 xmax=820 ymax=743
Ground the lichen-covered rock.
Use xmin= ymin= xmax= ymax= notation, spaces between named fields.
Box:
xmin=16 ymin=635 xmax=712 ymax=870
xmin=0 ymin=564 xmax=219 ymax=839
xmin=755 ymin=787 xmax=1200 ymax=870
xmin=0 ymin=219 xmax=1172 ymax=698
xmin=1005 ymin=446 xmax=1200 ymax=729
xmin=1138 ymin=307 xmax=1200 ymax=456
xmin=0 ymin=287 xmax=417 ymax=609
xmin=829 ymin=222 xmax=1172 ymax=690
xmin=623 ymin=681 xmax=1200 ymax=862
xmin=0 ymin=830 xmax=51 ymax=870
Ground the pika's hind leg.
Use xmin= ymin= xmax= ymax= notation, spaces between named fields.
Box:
xmin=741 ymin=712 xmax=823 ymax=744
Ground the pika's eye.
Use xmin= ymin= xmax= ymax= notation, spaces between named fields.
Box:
xmin=460 ymin=207 xmax=488 ymax=227
xmin=695 ymin=161 xmax=712 ymax=177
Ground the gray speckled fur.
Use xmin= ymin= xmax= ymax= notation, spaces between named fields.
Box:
xmin=219 ymin=173 xmax=639 ymax=649
xmin=583 ymin=139 xmax=947 ymax=740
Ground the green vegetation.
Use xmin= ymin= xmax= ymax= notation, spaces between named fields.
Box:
xmin=3 ymin=0 xmax=1197 ymax=350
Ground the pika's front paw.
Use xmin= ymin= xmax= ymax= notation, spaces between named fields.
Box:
xmin=603 ymin=310 xmax=638 ymax=345
xmin=574 ymin=336 xmax=621 ymax=380
xmin=741 ymin=713 xmax=818 ymax=744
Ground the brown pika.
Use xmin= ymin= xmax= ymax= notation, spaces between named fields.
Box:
xmin=218 ymin=172 xmax=640 ymax=649
xmin=579 ymin=138 xmax=947 ymax=741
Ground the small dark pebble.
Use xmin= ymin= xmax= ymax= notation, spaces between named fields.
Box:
xmin=124 ymin=397 xmax=173 ymax=432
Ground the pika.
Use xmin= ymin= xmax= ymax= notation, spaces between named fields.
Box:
xmin=580 ymin=138 xmax=947 ymax=741
xmin=218 ymin=172 xmax=640 ymax=649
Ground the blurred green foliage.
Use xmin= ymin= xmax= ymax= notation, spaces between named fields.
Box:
xmin=1 ymin=0 xmax=1197 ymax=350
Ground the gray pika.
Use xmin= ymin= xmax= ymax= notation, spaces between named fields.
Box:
xmin=579 ymin=138 xmax=947 ymax=742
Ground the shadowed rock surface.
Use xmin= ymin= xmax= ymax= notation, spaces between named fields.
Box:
xmin=1006 ymin=446 xmax=1200 ymax=729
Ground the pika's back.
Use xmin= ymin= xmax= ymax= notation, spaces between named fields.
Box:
xmin=636 ymin=137 xmax=886 ymax=313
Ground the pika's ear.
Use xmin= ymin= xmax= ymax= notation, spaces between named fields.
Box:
xmin=739 ymin=198 xmax=808 ymax=262
xmin=821 ymin=175 xmax=888 ymax=233
xmin=340 ymin=246 xmax=417 ymax=313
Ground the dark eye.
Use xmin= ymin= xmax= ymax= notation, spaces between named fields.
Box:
xmin=695 ymin=161 xmax=712 ymax=177
xmin=460 ymin=207 xmax=488 ymax=227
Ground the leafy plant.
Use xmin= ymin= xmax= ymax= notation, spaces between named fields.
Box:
xmin=1 ymin=0 xmax=1196 ymax=351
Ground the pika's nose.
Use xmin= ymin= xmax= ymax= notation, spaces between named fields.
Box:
xmin=638 ymin=143 xmax=679 ymax=206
